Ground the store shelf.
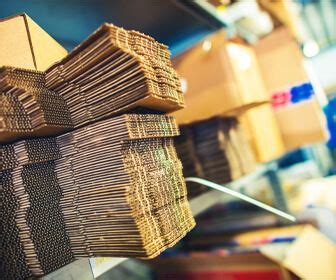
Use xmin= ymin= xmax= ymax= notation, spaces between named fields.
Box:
xmin=42 ymin=259 xmax=93 ymax=280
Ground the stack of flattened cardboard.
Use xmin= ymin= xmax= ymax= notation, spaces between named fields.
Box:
xmin=56 ymin=114 xmax=194 ymax=259
xmin=45 ymin=24 xmax=184 ymax=128
xmin=0 ymin=67 xmax=72 ymax=143
xmin=1 ymin=19 xmax=194 ymax=279
xmin=1 ymin=23 xmax=185 ymax=144
xmin=1 ymin=115 xmax=194 ymax=278
xmin=1 ymin=138 xmax=74 ymax=279
xmin=175 ymin=117 xmax=256 ymax=197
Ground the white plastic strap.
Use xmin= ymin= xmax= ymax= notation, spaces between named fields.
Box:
xmin=186 ymin=177 xmax=296 ymax=222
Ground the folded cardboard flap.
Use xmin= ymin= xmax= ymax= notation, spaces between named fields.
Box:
xmin=260 ymin=225 xmax=336 ymax=280
xmin=0 ymin=14 xmax=34 ymax=69
xmin=0 ymin=13 xmax=67 ymax=70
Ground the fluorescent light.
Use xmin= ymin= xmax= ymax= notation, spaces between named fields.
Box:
xmin=303 ymin=40 xmax=320 ymax=58
xmin=202 ymin=40 xmax=212 ymax=52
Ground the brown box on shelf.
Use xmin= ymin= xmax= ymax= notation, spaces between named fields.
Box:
xmin=171 ymin=30 xmax=268 ymax=125
xmin=239 ymin=104 xmax=285 ymax=163
xmin=254 ymin=27 xmax=308 ymax=94
xmin=274 ymin=99 xmax=329 ymax=151
xmin=0 ymin=13 xmax=67 ymax=70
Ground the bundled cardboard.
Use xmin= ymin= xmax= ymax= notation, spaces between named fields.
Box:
xmin=175 ymin=117 xmax=256 ymax=197
xmin=0 ymin=66 xmax=73 ymax=143
xmin=45 ymin=24 xmax=185 ymax=128
xmin=254 ymin=27 xmax=308 ymax=94
xmin=275 ymin=99 xmax=329 ymax=151
xmin=1 ymin=18 xmax=194 ymax=279
xmin=0 ymin=14 xmax=67 ymax=71
xmin=172 ymin=30 xmax=268 ymax=124
xmin=239 ymin=104 xmax=285 ymax=162
xmin=1 ymin=23 xmax=185 ymax=144
xmin=1 ymin=114 xmax=195 ymax=278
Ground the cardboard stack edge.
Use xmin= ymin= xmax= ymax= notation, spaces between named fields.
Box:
xmin=45 ymin=23 xmax=185 ymax=128
xmin=1 ymin=23 xmax=185 ymax=144
xmin=0 ymin=66 xmax=73 ymax=143
xmin=175 ymin=117 xmax=256 ymax=197
xmin=1 ymin=21 xmax=194 ymax=279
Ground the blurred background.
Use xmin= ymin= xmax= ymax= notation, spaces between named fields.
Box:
xmin=2 ymin=0 xmax=336 ymax=279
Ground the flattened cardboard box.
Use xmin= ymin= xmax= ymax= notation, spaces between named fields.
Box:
xmin=172 ymin=30 xmax=268 ymax=125
xmin=0 ymin=13 xmax=67 ymax=70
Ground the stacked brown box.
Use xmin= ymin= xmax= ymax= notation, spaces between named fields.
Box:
xmin=253 ymin=27 xmax=308 ymax=95
xmin=171 ymin=30 xmax=268 ymax=125
xmin=239 ymin=104 xmax=285 ymax=163
xmin=274 ymin=99 xmax=329 ymax=151
xmin=175 ymin=117 xmax=256 ymax=197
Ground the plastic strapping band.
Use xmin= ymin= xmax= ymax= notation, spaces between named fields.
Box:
xmin=185 ymin=177 xmax=296 ymax=222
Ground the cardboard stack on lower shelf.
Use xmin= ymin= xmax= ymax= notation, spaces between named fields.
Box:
xmin=1 ymin=139 xmax=73 ymax=279
xmin=0 ymin=67 xmax=72 ymax=143
xmin=175 ymin=117 xmax=256 ymax=197
xmin=56 ymin=114 xmax=194 ymax=259
xmin=45 ymin=24 xmax=184 ymax=128
xmin=1 ymin=114 xmax=195 ymax=278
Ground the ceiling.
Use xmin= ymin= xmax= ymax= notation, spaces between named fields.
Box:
xmin=0 ymin=0 xmax=223 ymax=56
xmin=296 ymin=0 xmax=336 ymax=50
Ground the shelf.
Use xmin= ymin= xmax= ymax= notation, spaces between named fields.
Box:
xmin=42 ymin=259 xmax=93 ymax=280
xmin=189 ymin=190 xmax=225 ymax=217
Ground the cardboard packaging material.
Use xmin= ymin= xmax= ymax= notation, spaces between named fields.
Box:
xmin=239 ymin=104 xmax=285 ymax=163
xmin=45 ymin=23 xmax=185 ymax=128
xmin=1 ymin=114 xmax=195 ymax=278
xmin=259 ymin=225 xmax=336 ymax=280
xmin=0 ymin=14 xmax=67 ymax=71
xmin=175 ymin=117 xmax=256 ymax=197
xmin=172 ymin=30 xmax=268 ymax=124
xmin=274 ymin=99 xmax=329 ymax=151
xmin=0 ymin=66 xmax=73 ymax=144
xmin=254 ymin=27 xmax=308 ymax=94
xmin=152 ymin=225 xmax=336 ymax=280
xmin=0 ymin=22 xmax=185 ymax=144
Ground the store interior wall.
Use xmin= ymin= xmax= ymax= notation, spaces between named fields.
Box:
xmin=310 ymin=47 xmax=336 ymax=95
